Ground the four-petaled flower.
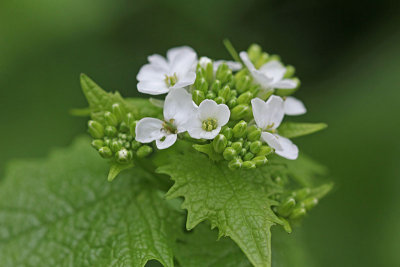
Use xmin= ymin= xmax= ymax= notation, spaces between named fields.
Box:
xmin=240 ymin=51 xmax=298 ymax=94
xmin=137 ymin=46 xmax=197 ymax=95
xmin=251 ymin=95 xmax=299 ymax=160
xmin=186 ymin=100 xmax=230 ymax=139
xmin=135 ymin=88 xmax=195 ymax=149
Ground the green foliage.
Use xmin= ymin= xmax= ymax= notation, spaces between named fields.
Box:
xmin=0 ymin=137 xmax=179 ymax=267
xmin=278 ymin=122 xmax=327 ymax=139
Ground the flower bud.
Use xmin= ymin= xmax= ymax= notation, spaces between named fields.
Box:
xmin=240 ymin=148 xmax=247 ymax=157
xmin=284 ymin=65 xmax=295 ymax=78
xmin=289 ymin=207 xmax=306 ymax=220
xmin=243 ymin=141 xmax=251 ymax=150
xmin=205 ymin=62 xmax=214 ymax=84
xmin=250 ymin=141 xmax=262 ymax=154
xmin=230 ymin=90 xmax=237 ymax=97
xmin=231 ymin=142 xmax=243 ymax=153
xmin=252 ymin=156 xmax=268 ymax=166
xmin=302 ymin=197 xmax=318 ymax=211
xmin=231 ymin=104 xmax=251 ymax=121
xmin=111 ymin=140 xmax=122 ymax=152
xmin=99 ymin=146 xmax=112 ymax=158
xmin=233 ymin=120 xmax=247 ymax=138
xmin=216 ymin=63 xmax=228 ymax=80
xmin=130 ymin=121 xmax=138 ymax=137
xmin=214 ymin=96 xmax=225 ymax=104
xmin=136 ymin=145 xmax=153 ymax=158
xmin=211 ymin=80 xmax=221 ymax=93
xmin=126 ymin=112 xmax=134 ymax=126
xmin=293 ymin=188 xmax=311 ymax=201
xmin=257 ymin=145 xmax=273 ymax=156
xmin=228 ymin=158 xmax=242 ymax=169
xmin=213 ymin=134 xmax=228 ymax=153
xmin=223 ymin=147 xmax=237 ymax=161
xmin=218 ymin=85 xmax=230 ymax=100
xmin=123 ymin=141 xmax=131 ymax=149
xmin=243 ymin=152 xmax=254 ymax=161
xmin=119 ymin=122 xmax=129 ymax=133
xmin=248 ymin=44 xmax=262 ymax=62
xmin=255 ymin=52 xmax=269 ymax=69
xmin=222 ymin=127 xmax=233 ymax=140
xmin=247 ymin=128 xmax=262 ymax=141
xmin=277 ymin=197 xmax=296 ymax=217
xmin=88 ymin=120 xmax=104 ymax=139
xmin=198 ymin=77 xmax=209 ymax=93
xmin=237 ymin=91 xmax=253 ymax=104
xmin=236 ymin=75 xmax=251 ymax=93
xmin=91 ymin=139 xmax=104 ymax=150
xmin=105 ymin=125 xmax=117 ymax=137
xmin=227 ymin=97 xmax=237 ymax=108
xmin=193 ymin=90 xmax=205 ymax=106
xmin=104 ymin=138 xmax=111 ymax=147
xmin=242 ymin=160 xmax=256 ymax=169
xmin=115 ymin=148 xmax=133 ymax=163
xmin=268 ymin=54 xmax=281 ymax=62
xmin=112 ymin=103 xmax=125 ymax=123
xmin=206 ymin=91 xmax=216 ymax=99
xmin=131 ymin=140 xmax=141 ymax=151
xmin=104 ymin=111 xmax=118 ymax=127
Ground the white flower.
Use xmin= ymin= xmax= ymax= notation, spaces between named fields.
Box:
xmin=137 ymin=46 xmax=197 ymax=95
xmin=284 ymin=96 xmax=306 ymax=116
xmin=251 ymin=95 xmax=299 ymax=160
xmin=135 ymin=88 xmax=195 ymax=149
xmin=198 ymin=56 xmax=242 ymax=72
xmin=186 ymin=100 xmax=230 ymax=139
xmin=239 ymin=51 xmax=298 ymax=93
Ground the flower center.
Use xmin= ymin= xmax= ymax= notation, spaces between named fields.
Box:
xmin=202 ymin=118 xmax=218 ymax=132
xmin=164 ymin=73 xmax=178 ymax=87
xmin=163 ymin=119 xmax=178 ymax=134
xmin=265 ymin=123 xmax=276 ymax=133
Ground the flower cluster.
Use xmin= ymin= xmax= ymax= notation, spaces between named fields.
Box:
xmin=88 ymin=43 xmax=311 ymax=170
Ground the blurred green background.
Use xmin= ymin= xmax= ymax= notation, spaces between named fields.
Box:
xmin=1 ymin=0 xmax=399 ymax=266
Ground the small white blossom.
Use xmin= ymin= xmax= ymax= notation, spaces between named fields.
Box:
xmin=135 ymin=88 xmax=195 ymax=149
xmin=240 ymin=51 xmax=298 ymax=93
xmin=199 ymin=56 xmax=242 ymax=72
xmin=186 ymin=100 xmax=230 ymax=139
xmin=251 ymin=95 xmax=299 ymax=160
xmin=137 ymin=46 xmax=197 ymax=95
xmin=284 ymin=96 xmax=306 ymax=116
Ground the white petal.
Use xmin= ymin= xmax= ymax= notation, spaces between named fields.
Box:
xmin=251 ymin=97 xmax=270 ymax=129
xmin=273 ymin=134 xmax=299 ymax=160
xmin=135 ymin=118 xmax=164 ymax=143
xmin=156 ymin=134 xmax=177 ymax=149
xmin=188 ymin=125 xmax=220 ymax=140
xmin=185 ymin=118 xmax=203 ymax=139
xmin=172 ymin=71 xmax=196 ymax=89
xmin=147 ymin=54 xmax=169 ymax=71
xmin=137 ymin=80 xmax=169 ymax=95
xmin=250 ymin=69 xmax=274 ymax=89
xmin=137 ymin=64 xmax=166 ymax=81
xmin=261 ymin=131 xmax=283 ymax=150
xmin=239 ymin=51 xmax=256 ymax=71
xmin=273 ymin=79 xmax=298 ymax=89
xmin=284 ymin=97 xmax=306 ymax=116
xmin=264 ymin=95 xmax=285 ymax=129
xmin=167 ymin=46 xmax=197 ymax=74
xmin=199 ymin=56 xmax=212 ymax=69
xmin=163 ymin=88 xmax=196 ymax=129
xmin=259 ymin=60 xmax=286 ymax=83
xmin=215 ymin=104 xmax=230 ymax=127
xmin=198 ymin=100 xmax=219 ymax=121
xmin=214 ymin=60 xmax=242 ymax=71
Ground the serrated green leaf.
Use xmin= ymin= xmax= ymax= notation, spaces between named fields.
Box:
xmin=155 ymin=142 xmax=283 ymax=267
xmin=278 ymin=122 xmax=327 ymax=139
xmin=0 ymin=137 xmax=178 ymax=267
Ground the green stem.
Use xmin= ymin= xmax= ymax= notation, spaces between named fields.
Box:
xmin=223 ymin=39 xmax=242 ymax=63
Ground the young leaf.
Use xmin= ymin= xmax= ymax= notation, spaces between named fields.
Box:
xmin=154 ymin=142 xmax=284 ymax=267
xmin=0 ymin=137 xmax=178 ymax=267
xmin=278 ymin=122 xmax=327 ymax=139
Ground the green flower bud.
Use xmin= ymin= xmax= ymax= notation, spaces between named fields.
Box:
xmin=231 ymin=104 xmax=251 ymax=120
xmin=126 ymin=134 xmax=133 ymax=142
xmin=99 ymin=146 xmax=112 ymax=158
xmin=257 ymin=145 xmax=273 ymax=156
xmin=236 ymin=76 xmax=251 ymax=93
xmin=221 ymin=127 xmax=233 ymax=140
xmin=268 ymin=54 xmax=281 ymax=62
xmin=284 ymin=65 xmax=295 ymax=78
xmin=233 ymin=120 xmax=247 ymax=138
xmin=206 ymin=91 xmax=216 ymax=99
xmin=104 ymin=111 xmax=118 ymax=127
xmin=250 ymin=141 xmax=262 ymax=154
xmin=195 ymin=77 xmax=208 ymax=93
xmin=243 ymin=141 xmax=251 ymax=150
xmin=216 ymin=63 xmax=228 ymax=81
xmin=131 ymin=140 xmax=141 ymax=151
xmin=302 ymin=197 xmax=318 ymax=211
xmin=105 ymin=125 xmax=117 ymax=137
xmin=248 ymin=44 xmax=262 ymax=62
xmin=243 ymin=152 xmax=254 ymax=161
xmin=193 ymin=90 xmax=205 ymax=106
xmin=247 ymin=128 xmax=262 ymax=141
xmin=126 ymin=112 xmax=134 ymax=126
xmin=130 ymin=121 xmax=138 ymax=137
xmin=242 ymin=160 xmax=256 ymax=169
xmin=240 ymin=148 xmax=247 ymax=157
xmin=218 ymin=85 xmax=230 ymax=100
xmin=115 ymin=148 xmax=133 ymax=163
xmin=228 ymin=158 xmax=242 ymax=169
xmin=119 ymin=122 xmax=129 ymax=133
xmin=91 ymin=139 xmax=104 ymax=150
xmin=227 ymin=97 xmax=238 ymax=108
xmin=119 ymin=133 xmax=127 ymax=140
xmin=227 ymin=141 xmax=232 ymax=147
xmin=196 ymin=67 xmax=205 ymax=79
xmin=231 ymin=142 xmax=243 ymax=153
xmin=223 ymin=147 xmax=237 ymax=160
xmin=213 ymin=134 xmax=228 ymax=153
xmin=277 ymin=197 xmax=296 ymax=217
xmin=289 ymin=207 xmax=306 ymax=220
xmin=255 ymin=52 xmax=269 ymax=69
xmin=136 ymin=145 xmax=153 ymax=158
xmin=211 ymin=80 xmax=221 ymax=93
xmin=111 ymin=140 xmax=122 ymax=152
xmin=293 ymin=188 xmax=311 ymax=201
xmin=237 ymin=91 xmax=253 ymax=104
xmin=88 ymin=120 xmax=104 ymax=139
xmin=112 ymin=103 xmax=125 ymax=123
xmin=214 ymin=96 xmax=225 ymax=104
xmin=230 ymin=89 xmax=237 ymax=97
xmin=205 ymin=62 xmax=214 ymax=84
xmin=104 ymin=138 xmax=111 ymax=147
xmin=123 ymin=141 xmax=131 ymax=149
xmin=252 ymin=156 xmax=268 ymax=166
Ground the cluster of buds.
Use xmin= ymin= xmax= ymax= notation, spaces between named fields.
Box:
xmin=88 ymin=103 xmax=153 ymax=165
